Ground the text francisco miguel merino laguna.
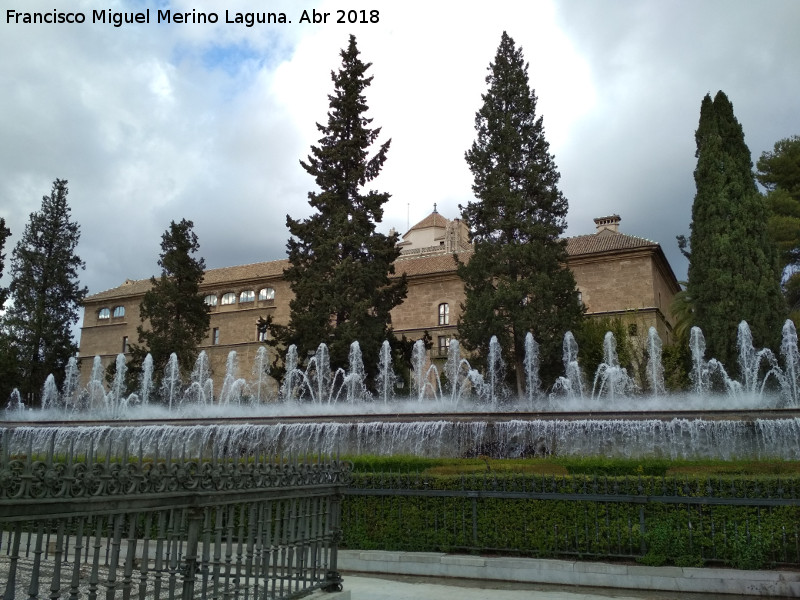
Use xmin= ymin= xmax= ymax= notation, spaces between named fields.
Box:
xmin=3 ymin=8 xmax=339 ymax=28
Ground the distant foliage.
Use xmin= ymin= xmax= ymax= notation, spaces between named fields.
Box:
xmin=0 ymin=218 xmax=14 ymax=401
xmin=757 ymin=135 xmax=800 ymax=321
xmin=574 ymin=317 xmax=634 ymax=384
xmin=457 ymin=32 xmax=583 ymax=394
xmin=129 ymin=219 xmax=209 ymax=387
xmin=2 ymin=179 xmax=87 ymax=404
xmin=0 ymin=217 xmax=10 ymax=308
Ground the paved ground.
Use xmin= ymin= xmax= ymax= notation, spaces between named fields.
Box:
xmin=341 ymin=573 xmax=754 ymax=600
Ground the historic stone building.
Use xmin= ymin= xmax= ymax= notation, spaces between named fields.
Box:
xmin=79 ymin=212 xmax=680 ymax=382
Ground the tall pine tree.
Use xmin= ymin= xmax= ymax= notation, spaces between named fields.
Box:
xmin=3 ymin=179 xmax=87 ymax=404
xmin=685 ymin=91 xmax=784 ymax=369
xmin=457 ymin=32 xmax=583 ymax=394
xmin=266 ymin=35 xmax=406 ymax=380
xmin=129 ymin=219 xmax=209 ymax=382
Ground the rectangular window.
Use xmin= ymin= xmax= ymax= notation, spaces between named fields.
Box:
xmin=257 ymin=326 xmax=267 ymax=342
xmin=438 ymin=336 xmax=450 ymax=356
xmin=212 ymin=328 xmax=220 ymax=345
xmin=122 ymin=336 xmax=128 ymax=353
xmin=438 ymin=303 xmax=449 ymax=326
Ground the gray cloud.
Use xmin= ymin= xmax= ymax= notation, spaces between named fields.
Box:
xmin=554 ymin=0 xmax=800 ymax=279
xmin=1 ymin=0 xmax=797 ymax=336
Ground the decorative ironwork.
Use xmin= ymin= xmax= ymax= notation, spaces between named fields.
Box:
xmin=0 ymin=435 xmax=351 ymax=504
xmin=0 ymin=431 xmax=351 ymax=599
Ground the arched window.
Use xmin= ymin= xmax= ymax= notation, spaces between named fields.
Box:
xmin=98 ymin=308 xmax=110 ymax=320
xmin=112 ymin=306 xmax=125 ymax=318
xmin=221 ymin=293 xmax=236 ymax=305
xmin=259 ymin=287 xmax=275 ymax=301
xmin=240 ymin=290 xmax=255 ymax=303
xmin=438 ymin=303 xmax=449 ymax=326
xmin=204 ymin=294 xmax=218 ymax=306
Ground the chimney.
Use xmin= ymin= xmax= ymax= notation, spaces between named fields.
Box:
xmin=594 ymin=215 xmax=621 ymax=234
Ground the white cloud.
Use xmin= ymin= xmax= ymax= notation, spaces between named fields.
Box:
xmin=0 ymin=0 xmax=798 ymax=328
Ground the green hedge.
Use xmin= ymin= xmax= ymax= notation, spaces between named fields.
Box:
xmin=342 ymin=471 xmax=800 ymax=569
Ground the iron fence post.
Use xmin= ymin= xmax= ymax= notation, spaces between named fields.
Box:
xmin=323 ymin=489 xmax=344 ymax=592
xmin=181 ymin=507 xmax=204 ymax=600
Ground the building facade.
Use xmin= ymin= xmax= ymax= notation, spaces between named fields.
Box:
xmin=79 ymin=212 xmax=680 ymax=383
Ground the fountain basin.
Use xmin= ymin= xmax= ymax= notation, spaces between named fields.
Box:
xmin=4 ymin=409 xmax=800 ymax=461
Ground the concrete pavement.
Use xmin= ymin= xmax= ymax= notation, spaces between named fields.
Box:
xmin=337 ymin=573 xmax=751 ymax=600
xmin=337 ymin=550 xmax=800 ymax=597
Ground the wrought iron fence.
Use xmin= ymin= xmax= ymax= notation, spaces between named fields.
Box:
xmin=0 ymin=434 xmax=351 ymax=599
xmin=343 ymin=471 xmax=800 ymax=567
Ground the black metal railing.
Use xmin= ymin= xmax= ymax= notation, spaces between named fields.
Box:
xmin=0 ymin=435 xmax=351 ymax=599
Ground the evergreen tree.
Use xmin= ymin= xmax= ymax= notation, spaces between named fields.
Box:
xmin=3 ymin=179 xmax=87 ymax=404
xmin=757 ymin=135 xmax=800 ymax=204
xmin=0 ymin=218 xmax=18 ymax=401
xmin=0 ymin=217 xmax=10 ymax=308
xmin=265 ymin=35 xmax=406 ymax=381
xmin=457 ymin=31 xmax=583 ymax=394
xmin=129 ymin=219 xmax=209 ymax=383
xmin=756 ymin=136 xmax=800 ymax=312
xmin=684 ymin=91 xmax=784 ymax=370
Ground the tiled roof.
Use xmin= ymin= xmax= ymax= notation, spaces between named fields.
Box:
xmin=202 ymin=260 xmax=289 ymax=285
xmin=565 ymin=231 xmax=657 ymax=256
xmin=394 ymin=252 xmax=466 ymax=276
xmin=86 ymin=278 xmax=153 ymax=302
xmin=405 ymin=211 xmax=449 ymax=235
xmin=86 ymin=260 xmax=290 ymax=301
xmin=86 ymin=231 xmax=662 ymax=301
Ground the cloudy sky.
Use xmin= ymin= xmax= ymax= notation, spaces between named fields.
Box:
xmin=1 ymin=0 xmax=798 ymax=335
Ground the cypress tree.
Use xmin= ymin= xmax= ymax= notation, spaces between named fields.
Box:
xmin=457 ymin=31 xmax=583 ymax=394
xmin=3 ymin=179 xmax=87 ymax=404
xmin=130 ymin=219 xmax=210 ymax=383
xmin=685 ymin=91 xmax=784 ymax=369
xmin=266 ymin=35 xmax=406 ymax=380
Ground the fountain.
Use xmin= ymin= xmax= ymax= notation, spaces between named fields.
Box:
xmin=61 ymin=356 xmax=80 ymax=409
xmin=645 ymin=327 xmax=666 ymax=397
xmin=3 ymin=320 xmax=800 ymax=460
xmin=552 ymin=331 xmax=584 ymax=399
xmin=523 ymin=332 xmax=541 ymax=406
xmin=376 ymin=340 xmax=398 ymax=404
xmin=183 ymin=351 xmax=210 ymax=405
xmin=592 ymin=331 xmax=637 ymax=400
xmin=160 ymin=352 xmax=181 ymax=410
xmin=219 ymin=351 xmax=248 ymax=405
xmin=781 ymin=320 xmax=800 ymax=405
xmin=251 ymin=346 xmax=270 ymax=404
